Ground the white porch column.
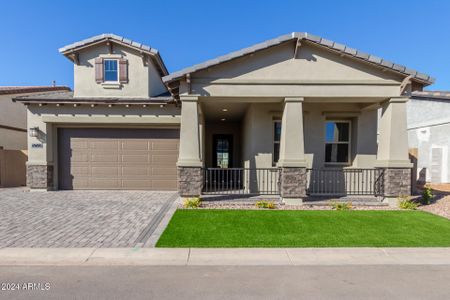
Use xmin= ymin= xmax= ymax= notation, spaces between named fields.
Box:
xmin=375 ymin=97 xmax=412 ymax=197
xmin=278 ymin=97 xmax=306 ymax=167
xmin=278 ymin=97 xmax=307 ymax=205
xmin=177 ymin=95 xmax=203 ymax=197
xmin=177 ymin=95 xmax=202 ymax=167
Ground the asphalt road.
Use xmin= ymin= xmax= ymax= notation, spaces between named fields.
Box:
xmin=0 ymin=265 xmax=449 ymax=299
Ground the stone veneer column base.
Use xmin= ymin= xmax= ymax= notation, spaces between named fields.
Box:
xmin=177 ymin=167 xmax=203 ymax=197
xmin=382 ymin=168 xmax=411 ymax=198
xmin=280 ymin=167 xmax=307 ymax=205
xmin=27 ymin=165 xmax=54 ymax=190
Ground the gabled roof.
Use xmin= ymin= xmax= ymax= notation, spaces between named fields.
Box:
xmin=0 ymin=86 xmax=70 ymax=95
xmin=163 ymin=32 xmax=435 ymax=86
xmin=59 ymin=33 xmax=169 ymax=76
xmin=411 ymin=90 xmax=450 ymax=101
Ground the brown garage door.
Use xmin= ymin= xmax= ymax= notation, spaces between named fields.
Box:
xmin=58 ymin=128 xmax=179 ymax=190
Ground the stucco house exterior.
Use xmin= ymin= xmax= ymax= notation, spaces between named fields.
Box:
xmin=14 ymin=32 xmax=435 ymax=204
xmin=408 ymin=91 xmax=450 ymax=185
xmin=0 ymin=86 xmax=69 ymax=187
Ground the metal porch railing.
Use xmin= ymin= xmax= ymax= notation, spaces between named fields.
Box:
xmin=306 ymin=168 xmax=384 ymax=196
xmin=203 ymin=168 xmax=280 ymax=195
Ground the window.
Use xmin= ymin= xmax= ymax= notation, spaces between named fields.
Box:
xmin=325 ymin=120 xmax=350 ymax=164
xmin=104 ymin=59 xmax=118 ymax=82
xmin=273 ymin=121 xmax=281 ymax=163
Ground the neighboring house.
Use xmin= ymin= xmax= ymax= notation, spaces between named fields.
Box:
xmin=408 ymin=91 xmax=450 ymax=185
xmin=14 ymin=33 xmax=434 ymax=203
xmin=0 ymin=86 xmax=69 ymax=187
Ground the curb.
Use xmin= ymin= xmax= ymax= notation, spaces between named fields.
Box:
xmin=0 ymin=248 xmax=449 ymax=266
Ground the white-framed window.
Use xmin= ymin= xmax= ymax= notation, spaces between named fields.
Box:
xmin=273 ymin=120 xmax=282 ymax=164
xmin=104 ymin=59 xmax=118 ymax=82
xmin=325 ymin=120 xmax=351 ymax=164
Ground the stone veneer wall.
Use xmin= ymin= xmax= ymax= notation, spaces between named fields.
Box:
xmin=383 ymin=168 xmax=411 ymax=197
xmin=178 ymin=167 xmax=203 ymax=197
xmin=27 ymin=165 xmax=53 ymax=190
xmin=280 ymin=167 xmax=307 ymax=198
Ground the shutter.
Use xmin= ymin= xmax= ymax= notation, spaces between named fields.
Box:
xmin=95 ymin=57 xmax=104 ymax=83
xmin=119 ymin=59 xmax=128 ymax=83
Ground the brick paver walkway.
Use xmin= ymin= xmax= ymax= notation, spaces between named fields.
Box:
xmin=0 ymin=188 xmax=177 ymax=248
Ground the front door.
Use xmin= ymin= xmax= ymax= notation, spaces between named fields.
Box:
xmin=213 ymin=134 xmax=233 ymax=168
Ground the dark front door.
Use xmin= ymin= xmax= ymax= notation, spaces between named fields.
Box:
xmin=213 ymin=134 xmax=233 ymax=168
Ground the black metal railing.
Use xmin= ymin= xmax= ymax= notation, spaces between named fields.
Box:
xmin=306 ymin=168 xmax=384 ymax=196
xmin=203 ymin=168 xmax=280 ymax=195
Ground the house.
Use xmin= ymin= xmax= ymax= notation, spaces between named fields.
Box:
xmin=14 ymin=33 xmax=434 ymax=204
xmin=408 ymin=91 xmax=450 ymax=185
xmin=0 ymin=86 xmax=69 ymax=187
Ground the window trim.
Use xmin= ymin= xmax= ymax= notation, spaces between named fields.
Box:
xmin=103 ymin=59 xmax=119 ymax=83
xmin=324 ymin=119 xmax=351 ymax=166
xmin=273 ymin=120 xmax=282 ymax=165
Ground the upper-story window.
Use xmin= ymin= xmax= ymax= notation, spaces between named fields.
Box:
xmin=104 ymin=59 xmax=118 ymax=82
xmin=325 ymin=120 xmax=351 ymax=164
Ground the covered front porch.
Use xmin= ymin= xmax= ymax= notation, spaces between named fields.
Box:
xmin=177 ymin=95 xmax=410 ymax=202
xmin=165 ymin=33 xmax=429 ymax=203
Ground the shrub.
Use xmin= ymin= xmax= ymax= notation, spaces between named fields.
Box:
xmin=330 ymin=201 xmax=352 ymax=210
xmin=399 ymin=196 xmax=418 ymax=210
xmin=420 ymin=185 xmax=433 ymax=205
xmin=255 ymin=200 xmax=277 ymax=209
xmin=183 ymin=197 xmax=201 ymax=208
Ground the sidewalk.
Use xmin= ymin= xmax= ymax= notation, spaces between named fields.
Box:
xmin=0 ymin=248 xmax=449 ymax=266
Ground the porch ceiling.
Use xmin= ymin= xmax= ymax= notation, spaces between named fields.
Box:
xmin=201 ymin=101 xmax=250 ymax=122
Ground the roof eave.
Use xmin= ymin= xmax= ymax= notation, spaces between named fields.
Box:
xmin=59 ymin=35 xmax=169 ymax=77
xmin=163 ymin=32 xmax=435 ymax=86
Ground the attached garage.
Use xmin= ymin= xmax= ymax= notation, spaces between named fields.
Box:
xmin=58 ymin=128 xmax=179 ymax=190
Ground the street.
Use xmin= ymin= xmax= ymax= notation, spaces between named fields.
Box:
xmin=1 ymin=265 xmax=449 ymax=299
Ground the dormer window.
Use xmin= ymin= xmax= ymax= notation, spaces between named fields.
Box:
xmin=104 ymin=59 xmax=118 ymax=82
xmin=95 ymin=57 xmax=128 ymax=85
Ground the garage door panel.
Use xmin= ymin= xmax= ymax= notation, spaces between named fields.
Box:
xmin=71 ymin=140 xmax=89 ymax=150
xmin=71 ymin=153 xmax=89 ymax=162
xmin=122 ymin=180 xmax=152 ymax=189
xmin=122 ymin=166 xmax=148 ymax=176
xmin=89 ymin=179 xmax=121 ymax=189
xmin=90 ymin=153 xmax=119 ymax=163
xmin=152 ymin=167 xmax=177 ymax=176
xmin=72 ymin=179 xmax=89 ymax=189
xmin=91 ymin=166 xmax=120 ymax=177
xmin=152 ymin=154 xmax=178 ymax=165
xmin=71 ymin=166 xmax=90 ymax=176
xmin=58 ymin=128 xmax=179 ymax=190
xmin=152 ymin=180 xmax=177 ymax=190
xmin=151 ymin=141 xmax=179 ymax=151
xmin=122 ymin=154 xmax=149 ymax=163
xmin=121 ymin=140 xmax=150 ymax=150
xmin=91 ymin=141 xmax=119 ymax=150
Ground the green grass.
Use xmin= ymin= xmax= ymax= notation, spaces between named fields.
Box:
xmin=156 ymin=210 xmax=450 ymax=247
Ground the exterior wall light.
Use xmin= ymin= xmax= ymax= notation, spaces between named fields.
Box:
xmin=29 ymin=127 xmax=39 ymax=138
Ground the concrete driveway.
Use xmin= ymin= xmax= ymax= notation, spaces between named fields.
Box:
xmin=0 ymin=188 xmax=178 ymax=248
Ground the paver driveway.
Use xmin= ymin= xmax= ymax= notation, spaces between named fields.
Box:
xmin=0 ymin=188 xmax=178 ymax=248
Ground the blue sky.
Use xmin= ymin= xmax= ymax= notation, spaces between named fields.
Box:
xmin=1 ymin=0 xmax=448 ymax=90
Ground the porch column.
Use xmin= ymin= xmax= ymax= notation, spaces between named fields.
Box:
xmin=177 ymin=95 xmax=203 ymax=197
xmin=278 ymin=97 xmax=307 ymax=204
xmin=375 ymin=97 xmax=412 ymax=198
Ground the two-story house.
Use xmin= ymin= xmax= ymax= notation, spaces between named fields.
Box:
xmin=14 ymin=33 xmax=434 ymax=204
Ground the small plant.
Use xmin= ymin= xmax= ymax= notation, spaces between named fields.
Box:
xmin=183 ymin=197 xmax=201 ymax=208
xmin=330 ymin=201 xmax=352 ymax=210
xmin=420 ymin=185 xmax=433 ymax=205
xmin=399 ymin=196 xmax=418 ymax=210
xmin=255 ymin=200 xmax=277 ymax=209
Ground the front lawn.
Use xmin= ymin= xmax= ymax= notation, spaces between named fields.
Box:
xmin=156 ymin=210 xmax=450 ymax=247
